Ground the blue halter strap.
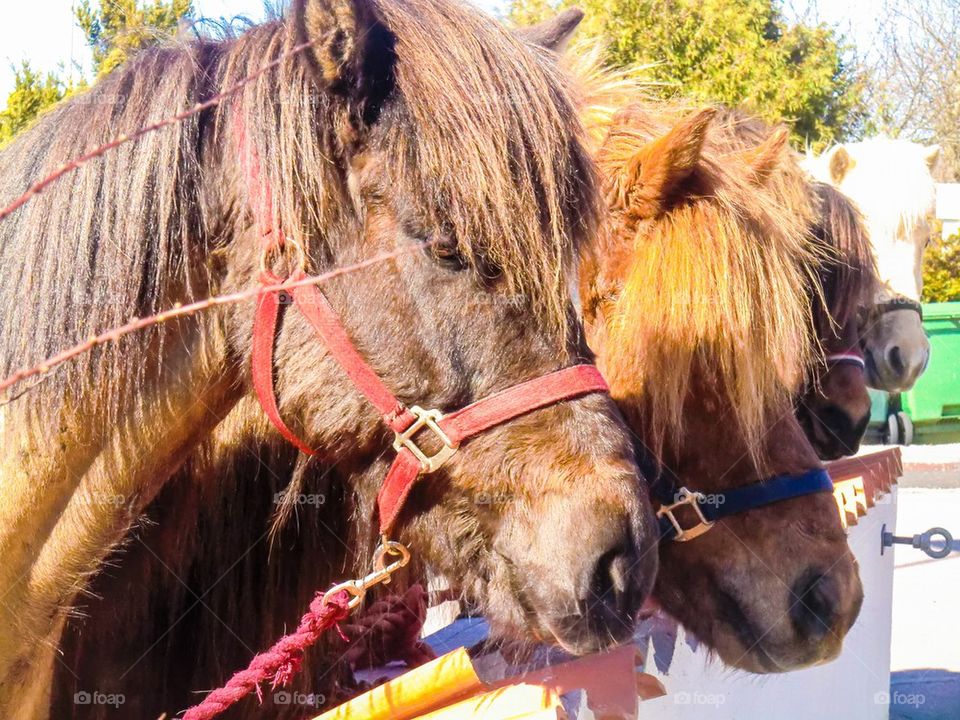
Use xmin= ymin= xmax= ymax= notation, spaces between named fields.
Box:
xmin=657 ymin=468 xmax=835 ymax=542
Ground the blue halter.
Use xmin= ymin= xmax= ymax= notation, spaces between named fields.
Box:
xmin=654 ymin=468 xmax=835 ymax=542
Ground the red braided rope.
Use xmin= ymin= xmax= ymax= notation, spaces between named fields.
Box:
xmin=0 ymin=42 xmax=312 ymax=225
xmin=182 ymin=590 xmax=352 ymax=720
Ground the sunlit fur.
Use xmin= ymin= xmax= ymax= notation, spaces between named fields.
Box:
xmin=556 ymin=41 xmax=862 ymax=673
xmin=805 ymin=138 xmax=937 ymax=303
xmin=0 ymin=0 xmax=596 ymax=426
xmin=711 ymin=110 xmax=877 ymax=343
xmin=591 ymin=105 xmax=815 ymax=466
xmin=226 ymin=0 xmax=600 ymax=346
xmin=710 ymin=109 xmax=878 ymax=458
xmin=805 ymin=138 xmax=937 ymax=391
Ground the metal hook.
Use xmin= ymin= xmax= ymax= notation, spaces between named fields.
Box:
xmin=322 ymin=540 xmax=412 ymax=611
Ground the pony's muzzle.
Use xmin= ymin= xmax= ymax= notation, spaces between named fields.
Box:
xmin=814 ymin=403 xmax=870 ymax=459
xmin=539 ymin=506 xmax=655 ymax=654
xmin=885 ymin=343 xmax=930 ymax=388
xmin=790 ymin=571 xmax=840 ymax=642
xmin=787 ymin=564 xmax=862 ymax=665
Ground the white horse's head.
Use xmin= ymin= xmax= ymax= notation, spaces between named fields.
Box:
xmin=805 ymin=138 xmax=939 ymax=392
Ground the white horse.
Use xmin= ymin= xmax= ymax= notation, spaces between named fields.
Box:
xmin=806 ymin=138 xmax=939 ymax=392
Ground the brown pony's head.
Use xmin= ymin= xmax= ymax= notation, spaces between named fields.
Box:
xmin=215 ymin=0 xmax=658 ymax=654
xmin=796 ymin=182 xmax=877 ymax=459
xmin=582 ymin=104 xmax=862 ymax=672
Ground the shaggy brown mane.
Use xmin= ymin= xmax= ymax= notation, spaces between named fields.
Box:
xmin=594 ymin=103 xmax=816 ymax=461
xmin=224 ymin=0 xmax=598 ymax=343
xmin=711 ymin=108 xmax=878 ymax=339
xmin=809 ymin=181 xmax=878 ymax=334
xmin=0 ymin=0 xmax=597 ymax=431
xmin=559 ymin=44 xmax=816 ymax=462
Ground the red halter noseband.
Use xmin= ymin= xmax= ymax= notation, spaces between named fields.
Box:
xmin=238 ymin=120 xmax=609 ymax=537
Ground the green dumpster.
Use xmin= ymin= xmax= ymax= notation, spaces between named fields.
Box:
xmin=900 ymin=302 xmax=960 ymax=442
xmin=869 ymin=388 xmax=889 ymax=425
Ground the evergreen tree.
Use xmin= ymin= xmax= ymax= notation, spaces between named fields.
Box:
xmin=0 ymin=63 xmax=69 ymax=148
xmin=0 ymin=1 xmax=194 ymax=147
xmin=923 ymin=234 xmax=960 ymax=302
xmin=75 ymin=0 xmax=194 ymax=77
xmin=510 ymin=0 xmax=866 ymax=147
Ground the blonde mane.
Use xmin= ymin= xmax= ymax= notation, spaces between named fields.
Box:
xmin=567 ymin=48 xmax=816 ymax=461
xmin=804 ymin=137 xmax=937 ymax=301
xmin=805 ymin=138 xmax=937 ymax=239
xmin=710 ymin=108 xmax=877 ymax=336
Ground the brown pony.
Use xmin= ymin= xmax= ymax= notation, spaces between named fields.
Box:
xmin=798 ymin=181 xmax=877 ymax=457
xmin=517 ymin=20 xmax=863 ymax=672
xmin=712 ymin=109 xmax=878 ymax=459
xmin=0 ymin=1 xmax=659 ymax=716
xmin=584 ymin=103 xmax=863 ymax=673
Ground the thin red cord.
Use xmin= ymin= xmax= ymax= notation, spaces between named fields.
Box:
xmin=0 ymin=241 xmax=435 ymax=404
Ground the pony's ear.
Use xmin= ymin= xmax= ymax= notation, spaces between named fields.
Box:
xmin=516 ymin=7 xmax=585 ymax=52
xmin=611 ymin=107 xmax=715 ymax=217
xmin=292 ymin=0 xmax=396 ymax=123
xmin=827 ymin=145 xmax=854 ymax=184
xmin=924 ymin=144 xmax=941 ymax=172
xmin=737 ymin=126 xmax=790 ymax=184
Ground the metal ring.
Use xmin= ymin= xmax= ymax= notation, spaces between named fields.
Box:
xmin=259 ymin=236 xmax=307 ymax=277
xmin=374 ymin=540 xmax=411 ymax=572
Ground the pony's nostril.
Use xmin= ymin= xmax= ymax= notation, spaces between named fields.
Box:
xmin=820 ymin=405 xmax=851 ymax=436
xmin=590 ymin=546 xmax=626 ymax=608
xmin=819 ymin=405 xmax=868 ymax=454
xmin=583 ymin=537 xmax=644 ymax=631
xmin=790 ymin=572 xmax=839 ymax=642
xmin=888 ymin=345 xmax=906 ymax=376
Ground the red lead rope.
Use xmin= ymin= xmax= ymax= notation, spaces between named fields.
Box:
xmin=184 ymin=115 xmax=611 ymax=720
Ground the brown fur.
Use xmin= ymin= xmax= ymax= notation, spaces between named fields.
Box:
xmin=589 ymin=102 xmax=815 ymax=465
xmin=710 ymin=108 xmax=878 ymax=459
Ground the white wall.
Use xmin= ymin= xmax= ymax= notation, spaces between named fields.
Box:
xmin=638 ymin=488 xmax=898 ymax=720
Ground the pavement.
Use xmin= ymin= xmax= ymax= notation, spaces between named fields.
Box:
xmin=861 ymin=443 xmax=960 ymax=489
xmin=861 ymin=443 xmax=960 ymax=718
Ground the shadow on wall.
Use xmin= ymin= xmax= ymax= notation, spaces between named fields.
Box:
xmin=890 ymin=669 xmax=960 ymax=719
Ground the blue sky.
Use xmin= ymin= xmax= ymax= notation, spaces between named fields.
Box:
xmin=1 ymin=0 xmax=875 ymax=108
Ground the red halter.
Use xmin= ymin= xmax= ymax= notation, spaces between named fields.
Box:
xmin=238 ymin=121 xmax=609 ymax=537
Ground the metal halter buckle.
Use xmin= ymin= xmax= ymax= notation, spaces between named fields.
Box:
xmin=658 ymin=487 xmax=715 ymax=542
xmin=393 ymin=406 xmax=460 ymax=474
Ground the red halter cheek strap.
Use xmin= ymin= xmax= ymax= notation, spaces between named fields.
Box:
xmin=251 ymin=270 xmax=608 ymax=534
xmin=238 ymin=117 xmax=610 ymax=537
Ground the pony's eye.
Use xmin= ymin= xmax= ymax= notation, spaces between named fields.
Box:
xmin=431 ymin=235 xmax=468 ymax=271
